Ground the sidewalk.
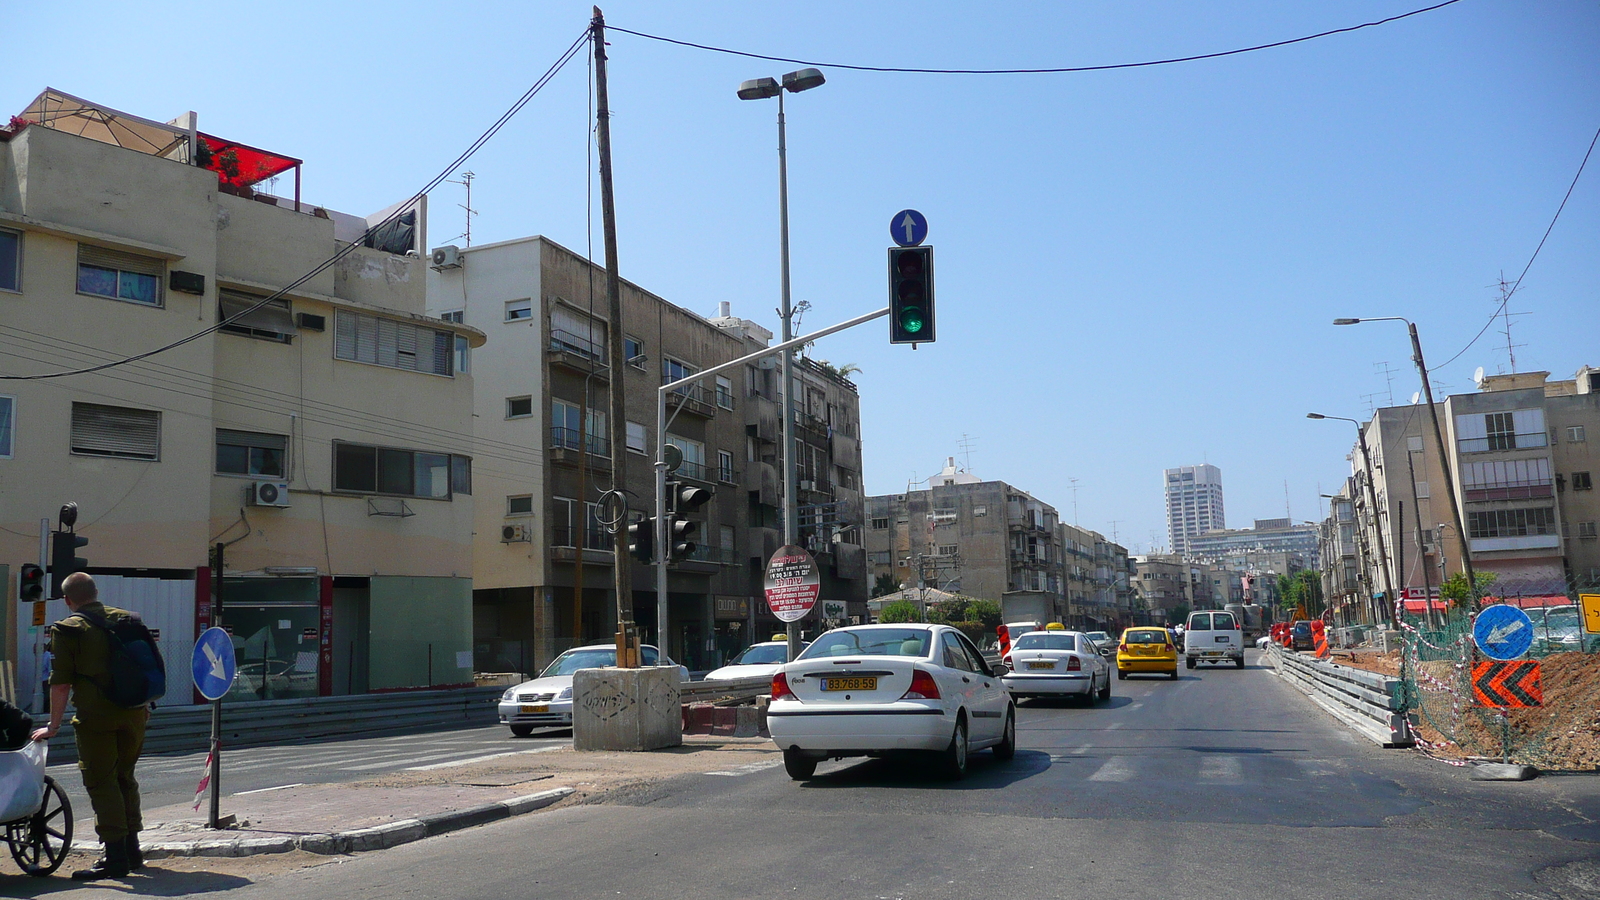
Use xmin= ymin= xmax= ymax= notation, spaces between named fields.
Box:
xmin=129 ymin=736 xmax=779 ymax=862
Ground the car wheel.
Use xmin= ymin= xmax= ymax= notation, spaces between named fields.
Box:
xmin=509 ymin=724 xmax=534 ymax=737
xmin=993 ymin=706 xmax=1016 ymax=761
xmin=1116 ymin=669 xmax=1126 ymax=680
xmin=1236 ymin=656 xmax=1246 ymax=669
xmin=1185 ymin=658 xmax=1196 ymax=669
xmin=940 ymin=717 xmax=969 ymax=780
xmin=1097 ymin=671 xmax=1112 ymax=703
xmin=1169 ymin=668 xmax=1179 ymax=680
xmin=783 ymin=747 xmax=817 ymax=781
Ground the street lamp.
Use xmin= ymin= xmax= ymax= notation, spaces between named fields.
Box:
xmin=1308 ymin=413 xmax=1397 ymax=627
xmin=740 ymin=67 xmax=826 ymax=662
xmin=1333 ymin=316 xmax=1476 ymax=605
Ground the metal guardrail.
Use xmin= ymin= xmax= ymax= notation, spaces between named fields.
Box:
xmin=680 ymin=675 xmax=770 ymax=704
xmin=1267 ymin=645 xmax=1412 ymax=747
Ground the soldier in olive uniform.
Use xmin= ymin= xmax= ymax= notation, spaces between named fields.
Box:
xmin=30 ymin=572 xmax=149 ymax=880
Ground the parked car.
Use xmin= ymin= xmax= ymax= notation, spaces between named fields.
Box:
xmin=767 ymin=623 xmax=1015 ymax=781
xmin=497 ymin=644 xmax=689 ymax=736
xmin=703 ymin=640 xmax=807 ymax=681
xmin=1002 ymin=630 xmax=1112 ymax=704
xmin=1184 ymin=610 xmax=1244 ymax=669
xmin=1529 ymin=606 xmax=1599 ymax=654
xmin=1082 ymin=631 xmax=1116 ymax=659
xmin=1116 ymin=626 xmax=1179 ymax=680
xmin=1289 ymin=620 xmax=1315 ymax=651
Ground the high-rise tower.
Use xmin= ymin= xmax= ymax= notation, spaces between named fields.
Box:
xmin=1165 ymin=464 xmax=1225 ymax=555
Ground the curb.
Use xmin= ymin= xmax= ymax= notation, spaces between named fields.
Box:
xmin=141 ymin=786 xmax=574 ymax=859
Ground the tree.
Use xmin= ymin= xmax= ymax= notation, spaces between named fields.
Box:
xmin=1440 ymin=571 xmax=1497 ymax=609
xmin=871 ymin=573 xmax=899 ymax=599
xmin=877 ymin=599 xmax=921 ymax=624
xmin=967 ymin=599 xmax=1002 ymax=629
xmin=1170 ymin=604 xmax=1191 ymax=625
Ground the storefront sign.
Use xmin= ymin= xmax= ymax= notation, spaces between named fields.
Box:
xmin=764 ymin=546 xmax=820 ymax=623
xmin=714 ymin=595 xmax=750 ymax=620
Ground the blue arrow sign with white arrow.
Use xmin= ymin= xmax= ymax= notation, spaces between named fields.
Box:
xmin=1472 ymin=603 xmax=1534 ymax=661
xmin=192 ymin=626 xmax=238 ymax=701
xmin=890 ymin=209 xmax=928 ymax=248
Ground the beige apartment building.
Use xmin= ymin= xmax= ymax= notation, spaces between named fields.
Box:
xmin=426 ymin=237 xmax=867 ymax=674
xmin=0 ymin=91 xmax=482 ymax=708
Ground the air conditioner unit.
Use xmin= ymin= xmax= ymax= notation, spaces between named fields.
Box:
xmin=430 ymin=245 xmax=462 ymax=269
xmin=799 ymin=480 xmax=816 ymax=492
xmin=249 ymin=481 xmax=291 ymax=508
xmin=501 ymin=523 xmax=532 ymax=543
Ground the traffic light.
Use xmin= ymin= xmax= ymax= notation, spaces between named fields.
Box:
xmin=627 ymin=516 xmax=655 ymax=563
xmin=667 ymin=516 xmax=698 ymax=563
xmin=666 ymin=483 xmax=713 ymax=563
xmin=18 ymin=563 xmax=45 ymax=602
xmin=49 ymin=530 xmax=89 ymax=598
xmin=888 ymin=246 xmax=935 ymax=345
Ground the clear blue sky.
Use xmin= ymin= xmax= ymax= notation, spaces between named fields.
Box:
xmin=9 ymin=1 xmax=1597 ymax=552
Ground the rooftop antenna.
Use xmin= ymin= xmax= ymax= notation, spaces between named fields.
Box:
xmin=1372 ymin=361 xmax=1398 ymax=406
xmin=1284 ymin=480 xmax=1291 ymax=520
xmin=1491 ymin=273 xmax=1529 ymax=374
xmin=446 ymin=170 xmax=478 ymax=247
xmin=1068 ymin=477 xmax=1080 ymax=527
xmin=1107 ymin=519 xmax=1120 ymax=543
xmin=957 ymin=433 xmax=977 ymax=473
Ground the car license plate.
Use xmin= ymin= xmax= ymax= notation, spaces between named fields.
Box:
xmin=520 ymin=704 xmax=549 ymax=713
xmin=1026 ymin=661 xmax=1056 ymax=670
xmin=821 ymin=677 xmax=877 ymax=692
xmin=1215 ymin=636 xmax=1229 ymax=642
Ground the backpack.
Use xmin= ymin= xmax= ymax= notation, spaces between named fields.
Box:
xmin=0 ymin=699 xmax=31 ymax=750
xmin=75 ymin=610 xmax=167 ymax=709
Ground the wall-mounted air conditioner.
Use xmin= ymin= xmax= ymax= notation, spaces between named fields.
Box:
xmin=249 ymin=481 xmax=291 ymax=508
xmin=502 ymin=523 xmax=532 ymax=543
xmin=798 ymin=480 xmax=816 ymax=492
xmin=431 ymin=245 xmax=462 ymax=269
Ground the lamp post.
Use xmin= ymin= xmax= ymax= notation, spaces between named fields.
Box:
xmin=1333 ymin=316 xmax=1477 ymax=606
xmin=1308 ymin=413 xmax=1398 ymax=627
xmin=739 ymin=67 xmax=826 ymax=662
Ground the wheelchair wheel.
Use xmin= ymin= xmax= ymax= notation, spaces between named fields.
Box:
xmin=6 ymin=774 xmax=73 ymax=877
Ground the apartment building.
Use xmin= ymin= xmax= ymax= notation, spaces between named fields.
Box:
xmin=426 ymin=238 xmax=867 ymax=673
xmin=1164 ymin=464 xmax=1225 ymax=554
xmin=1186 ymin=518 xmax=1320 ymax=570
xmin=1 ymin=90 xmax=481 ymax=706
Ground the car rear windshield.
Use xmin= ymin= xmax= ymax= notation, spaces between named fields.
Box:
xmin=799 ymin=629 xmax=932 ymax=659
xmin=1212 ymin=613 xmax=1236 ymax=629
xmin=731 ymin=644 xmax=789 ymax=665
xmin=1014 ymin=634 xmax=1077 ymax=651
xmin=542 ymin=646 xmax=660 ymax=676
xmin=1189 ymin=614 xmax=1211 ymax=630
xmin=1292 ymin=623 xmax=1312 ymax=635
xmin=1126 ymin=630 xmax=1168 ymax=644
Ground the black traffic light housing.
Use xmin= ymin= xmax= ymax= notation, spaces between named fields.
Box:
xmin=666 ymin=482 xmax=714 ymax=563
xmin=19 ymin=563 xmax=45 ymax=602
xmin=888 ymin=246 xmax=935 ymax=345
xmin=49 ymin=531 xmax=89 ymax=599
xmin=627 ymin=515 xmax=655 ymax=563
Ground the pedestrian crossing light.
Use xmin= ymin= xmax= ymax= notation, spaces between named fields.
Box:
xmin=888 ymin=246 xmax=935 ymax=345
xmin=49 ymin=531 xmax=89 ymax=598
xmin=628 ymin=516 xmax=655 ymax=563
xmin=18 ymin=563 xmax=45 ymax=602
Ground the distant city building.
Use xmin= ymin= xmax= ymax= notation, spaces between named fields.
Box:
xmin=1186 ymin=518 xmax=1320 ymax=570
xmin=1165 ymin=464 xmax=1225 ymax=554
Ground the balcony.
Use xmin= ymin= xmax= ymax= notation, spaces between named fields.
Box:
xmin=549 ymin=427 xmax=611 ymax=471
xmin=665 ymin=381 xmax=716 ymax=419
xmin=550 ymin=526 xmax=614 ymax=565
xmin=548 ymin=329 xmax=608 ymax=377
xmin=1464 ymin=482 xmax=1554 ymax=502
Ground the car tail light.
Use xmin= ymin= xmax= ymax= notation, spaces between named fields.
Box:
xmin=1119 ymin=643 xmax=1129 ymax=652
xmin=1066 ymin=656 xmax=1081 ymax=671
xmin=1002 ymin=655 xmax=1012 ymax=668
xmin=1164 ymin=643 xmax=1174 ymax=652
xmin=900 ymin=669 xmax=941 ymax=701
xmin=771 ymin=671 xmax=795 ymax=701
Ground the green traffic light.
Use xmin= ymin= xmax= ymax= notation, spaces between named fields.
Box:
xmin=898 ymin=308 xmax=924 ymax=333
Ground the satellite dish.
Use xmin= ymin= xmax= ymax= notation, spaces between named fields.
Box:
xmin=1411 ymin=392 xmax=1421 ymax=405
xmin=1473 ymin=366 xmax=1485 ymax=387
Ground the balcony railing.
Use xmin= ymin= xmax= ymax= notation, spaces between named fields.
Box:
xmin=549 ymin=328 xmax=607 ymax=363
xmin=552 ymin=525 xmax=611 ymax=552
xmin=551 ymin=427 xmax=609 ymax=456
xmin=1458 ymin=432 xmax=1548 ymax=454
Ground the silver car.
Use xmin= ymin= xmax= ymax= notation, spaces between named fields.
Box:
xmin=497 ymin=644 xmax=689 ymax=736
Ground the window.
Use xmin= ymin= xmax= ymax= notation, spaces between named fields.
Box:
xmin=718 ymin=449 xmax=735 ymax=483
xmin=439 ymin=309 xmax=465 ymax=323
xmin=71 ymin=403 xmax=159 ymax=460
xmin=871 ymin=517 xmax=889 ymax=530
xmin=665 ymin=434 xmax=706 ymax=478
xmin=715 ymin=375 xmax=734 ymax=409
xmin=215 ymin=429 xmax=286 ymax=477
xmin=1581 ymin=522 xmax=1598 ymax=540
xmin=1466 ymin=507 xmax=1556 ymax=539
xmin=550 ymin=305 xmax=606 ymax=361
xmin=1407 ymin=436 xmax=1424 ymax=452
xmin=507 ymin=396 xmax=533 ymax=419
xmin=553 ymin=399 xmax=606 ymax=454
xmin=0 ymin=227 xmax=19 ymax=292
xmin=1569 ymin=426 xmax=1587 ymax=443
xmin=624 ymin=336 xmax=645 ymax=368
xmin=974 ymin=505 xmax=988 ymax=517
xmin=334 ymin=311 xmax=452 ymax=375
xmin=1574 ymin=472 xmax=1593 ymax=491
xmin=77 ymin=245 xmax=162 ymax=306
xmin=454 ymin=335 xmax=470 ymax=374
xmin=626 ymin=421 xmax=647 ymax=454
xmin=332 ymin=442 xmax=469 ymax=499
xmin=505 ymin=298 xmax=532 ymax=321
xmin=1485 ymin=412 xmax=1515 ymax=451
xmin=0 ymin=395 xmax=12 ymax=458
xmin=219 ymin=290 xmax=296 ymax=343
xmin=553 ymin=497 xmax=607 ymax=550
xmin=937 ymin=544 xmax=958 ymax=556
xmin=507 ymin=495 xmax=534 ymax=516
xmin=663 ymin=357 xmax=696 ymax=385
xmin=1414 ymin=481 xmax=1429 ymax=499
xmin=1456 ymin=409 xmax=1547 ymax=453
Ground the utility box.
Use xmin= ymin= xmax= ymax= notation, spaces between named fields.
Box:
xmin=572 ymin=666 xmax=683 ymax=752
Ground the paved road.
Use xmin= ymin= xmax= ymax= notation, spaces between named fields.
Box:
xmin=29 ymin=651 xmax=1600 ymax=898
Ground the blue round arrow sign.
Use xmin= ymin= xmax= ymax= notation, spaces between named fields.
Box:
xmin=890 ymin=209 xmax=928 ymax=248
xmin=192 ymin=626 xmax=238 ymax=701
xmin=1472 ymin=603 xmax=1534 ymax=661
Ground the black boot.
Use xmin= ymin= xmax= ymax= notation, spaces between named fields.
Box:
xmin=125 ymin=833 xmax=144 ymax=871
xmin=72 ymin=839 xmax=130 ymax=880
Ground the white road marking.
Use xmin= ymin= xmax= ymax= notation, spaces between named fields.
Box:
xmin=1107 ymin=722 xmax=1124 ymax=730
xmin=1199 ymin=755 xmax=1243 ymax=782
xmin=1127 ymin=703 xmax=1144 ymax=711
xmin=1088 ymin=757 xmax=1136 ymax=782
xmin=405 ymin=746 xmax=564 ymax=771
xmin=232 ymin=783 xmax=304 ymax=796
xmin=703 ymin=759 xmax=784 ymax=776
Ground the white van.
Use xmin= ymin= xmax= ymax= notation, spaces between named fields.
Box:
xmin=1184 ymin=610 xmax=1244 ymax=669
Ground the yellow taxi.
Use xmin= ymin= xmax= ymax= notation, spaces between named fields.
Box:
xmin=1115 ymin=626 xmax=1179 ymax=680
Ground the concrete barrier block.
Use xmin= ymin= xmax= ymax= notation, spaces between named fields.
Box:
xmin=573 ymin=666 xmax=683 ymax=751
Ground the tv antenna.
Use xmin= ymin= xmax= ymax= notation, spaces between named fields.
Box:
xmin=446 ymin=170 xmax=478 ymax=247
xmin=1491 ymin=273 xmax=1529 ymax=374
xmin=957 ymin=433 xmax=977 ymax=473
xmin=1068 ymin=477 xmax=1080 ymax=527
xmin=1372 ymin=361 xmax=1398 ymax=407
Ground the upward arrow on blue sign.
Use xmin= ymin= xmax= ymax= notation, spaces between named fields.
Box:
xmin=890 ymin=209 xmax=928 ymax=248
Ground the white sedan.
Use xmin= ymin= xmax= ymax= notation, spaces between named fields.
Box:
xmin=766 ymin=624 xmax=1014 ymax=781
xmin=1001 ymin=630 xmax=1112 ymax=704
xmin=496 ymin=644 xmax=689 ymax=736
xmin=702 ymin=640 xmax=805 ymax=681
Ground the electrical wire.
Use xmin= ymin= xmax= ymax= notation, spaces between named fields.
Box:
xmin=1431 ymin=125 xmax=1600 ymax=371
xmin=1 ymin=26 xmax=591 ymax=382
xmin=609 ymin=2 xmax=1464 ymax=75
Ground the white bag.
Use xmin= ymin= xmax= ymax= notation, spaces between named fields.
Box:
xmin=0 ymin=740 xmax=47 ymax=823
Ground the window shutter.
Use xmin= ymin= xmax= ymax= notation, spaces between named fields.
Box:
xmin=216 ymin=429 xmax=286 ymax=452
xmin=71 ymin=403 xmax=160 ymax=459
xmin=335 ymin=311 xmax=357 ymax=360
xmin=433 ymin=330 xmax=451 ymax=375
xmin=77 ymin=245 xmax=163 ymax=277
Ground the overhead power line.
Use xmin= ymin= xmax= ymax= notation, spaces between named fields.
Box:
xmin=1 ymin=27 xmax=591 ymax=382
xmin=609 ymin=2 xmax=1465 ymax=75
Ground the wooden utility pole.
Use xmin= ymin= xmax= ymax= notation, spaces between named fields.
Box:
xmin=592 ymin=7 xmax=638 ymax=667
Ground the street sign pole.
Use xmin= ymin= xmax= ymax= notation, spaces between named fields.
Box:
xmin=209 ymin=543 xmax=226 ymax=829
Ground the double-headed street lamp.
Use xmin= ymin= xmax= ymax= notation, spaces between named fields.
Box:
xmin=739 ymin=68 xmax=826 ymax=662
xmin=1333 ymin=316 xmax=1477 ymax=605
xmin=1308 ymin=413 xmax=1397 ymax=627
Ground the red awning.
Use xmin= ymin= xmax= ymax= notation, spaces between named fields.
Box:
xmin=1484 ymin=595 xmax=1572 ymax=609
xmin=1402 ymin=599 xmax=1450 ymax=613
xmin=198 ymin=132 xmax=300 ymax=188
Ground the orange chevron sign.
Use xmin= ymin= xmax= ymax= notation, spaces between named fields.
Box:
xmin=1472 ymin=660 xmax=1542 ymax=708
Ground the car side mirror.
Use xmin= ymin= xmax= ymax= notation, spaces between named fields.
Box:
xmin=990 ymin=662 xmax=1009 ymax=676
